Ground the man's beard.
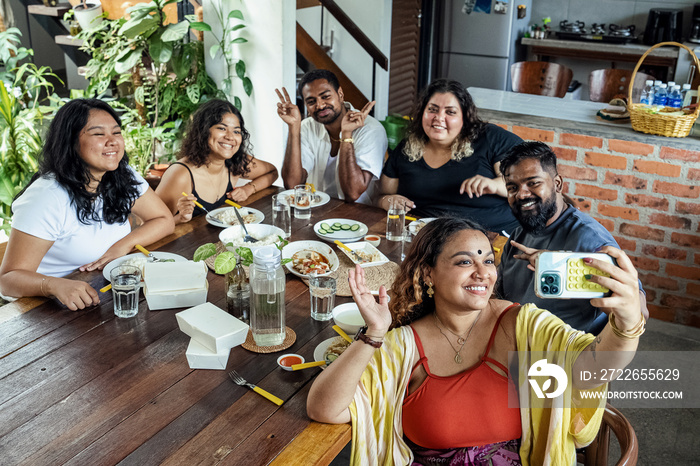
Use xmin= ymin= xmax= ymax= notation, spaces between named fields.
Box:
xmin=511 ymin=194 xmax=558 ymax=233
xmin=313 ymin=106 xmax=341 ymax=125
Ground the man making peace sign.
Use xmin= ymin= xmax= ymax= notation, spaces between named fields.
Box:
xmin=276 ymin=69 xmax=387 ymax=205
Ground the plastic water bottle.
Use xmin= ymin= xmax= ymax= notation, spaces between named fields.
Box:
xmin=640 ymin=79 xmax=655 ymax=105
xmin=668 ymin=85 xmax=683 ymax=108
xmin=667 ymin=81 xmax=676 ymax=90
xmin=653 ymin=83 xmax=668 ymax=106
xmin=682 ymin=83 xmax=692 ymax=106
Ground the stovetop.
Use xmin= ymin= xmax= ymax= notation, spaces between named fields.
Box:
xmin=556 ymin=20 xmax=638 ymax=44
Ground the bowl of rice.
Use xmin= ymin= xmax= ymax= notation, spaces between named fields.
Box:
xmin=219 ymin=224 xmax=286 ymax=254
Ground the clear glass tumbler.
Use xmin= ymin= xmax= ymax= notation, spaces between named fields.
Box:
xmin=294 ymin=184 xmax=312 ymax=220
xmin=309 ymin=276 xmax=336 ymax=321
xmin=271 ymin=194 xmax=292 ymax=238
xmin=386 ymin=199 xmax=405 ymax=241
xmin=111 ymin=265 xmax=141 ymax=318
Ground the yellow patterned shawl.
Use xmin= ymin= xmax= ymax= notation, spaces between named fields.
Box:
xmin=348 ymin=304 xmax=607 ymax=465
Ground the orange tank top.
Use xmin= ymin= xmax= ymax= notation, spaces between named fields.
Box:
xmin=402 ymin=305 xmax=522 ymax=449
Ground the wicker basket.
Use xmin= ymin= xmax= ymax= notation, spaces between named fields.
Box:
xmin=628 ymin=41 xmax=700 ymax=138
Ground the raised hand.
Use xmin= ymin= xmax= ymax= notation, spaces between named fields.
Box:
xmin=275 ymin=87 xmax=302 ymax=127
xmin=347 ymin=264 xmax=392 ymax=337
xmin=340 ymin=101 xmax=376 ymax=137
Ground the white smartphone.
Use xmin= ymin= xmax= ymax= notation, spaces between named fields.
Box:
xmin=534 ymin=251 xmax=615 ymax=299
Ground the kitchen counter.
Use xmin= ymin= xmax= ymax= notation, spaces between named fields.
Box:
xmin=468 ymin=87 xmax=699 ymax=149
xmin=522 ymin=37 xmax=679 ymax=69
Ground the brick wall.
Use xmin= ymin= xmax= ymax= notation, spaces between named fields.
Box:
xmin=494 ymin=122 xmax=700 ymax=328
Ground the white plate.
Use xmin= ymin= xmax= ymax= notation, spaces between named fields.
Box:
xmin=338 ymin=241 xmax=389 ymax=268
xmin=282 ymin=240 xmax=340 ymax=278
xmin=102 ymin=252 xmax=187 ymax=281
xmin=279 ymin=189 xmax=331 ymax=208
xmin=408 ymin=217 xmax=437 ymax=235
xmin=313 ymin=218 xmax=368 ymax=243
xmin=206 ymin=206 xmax=265 ymax=228
xmin=314 ymin=336 xmax=349 ymax=365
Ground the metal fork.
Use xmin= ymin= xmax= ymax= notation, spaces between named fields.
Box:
xmin=228 ymin=370 xmax=283 ymax=405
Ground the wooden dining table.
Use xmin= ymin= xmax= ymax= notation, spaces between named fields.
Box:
xmin=0 ymin=187 xmax=407 ymax=466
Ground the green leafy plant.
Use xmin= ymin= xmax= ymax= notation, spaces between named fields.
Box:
xmin=189 ymin=2 xmax=252 ymax=109
xmin=78 ymin=0 xmax=222 ymax=175
xmin=193 ymin=236 xmax=290 ymax=275
xmin=0 ymin=29 xmax=62 ymax=234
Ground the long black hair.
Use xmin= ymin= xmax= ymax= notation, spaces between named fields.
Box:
xmin=17 ymin=98 xmax=141 ymax=225
xmin=178 ymin=99 xmax=253 ymax=177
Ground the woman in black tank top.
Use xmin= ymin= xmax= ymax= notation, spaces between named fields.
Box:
xmin=156 ymin=99 xmax=278 ymax=223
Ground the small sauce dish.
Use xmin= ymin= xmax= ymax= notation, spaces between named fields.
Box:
xmin=364 ymin=235 xmax=381 ymax=247
xmin=277 ymin=353 xmax=305 ymax=371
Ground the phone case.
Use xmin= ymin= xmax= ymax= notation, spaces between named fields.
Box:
xmin=534 ymin=251 xmax=614 ymax=299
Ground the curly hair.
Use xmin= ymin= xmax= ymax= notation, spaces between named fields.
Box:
xmin=178 ymin=99 xmax=253 ymax=177
xmin=17 ymin=98 xmax=141 ymax=225
xmin=388 ymin=217 xmax=491 ymax=328
xmin=402 ymin=79 xmax=485 ymax=162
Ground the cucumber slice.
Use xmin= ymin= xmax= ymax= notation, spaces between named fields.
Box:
xmin=350 ymin=224 xmax=360 ymax=231
xmin=333 ymin=222 xmax=342 ymax=228
xmin=340 ymin=224 xmax=351 ymax=230
xmin=321 ymin=223 xmax=331 ymax=230
xmin=331 ymin=225 xmax=341 ymax=231
xmin=319 ymin=228 xmax=330 ymax=235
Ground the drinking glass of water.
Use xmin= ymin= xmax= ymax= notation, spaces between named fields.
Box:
xmin=309 ymin=276 xmax=336 ymax=321
xmin=111 ymin=265 xmax=141 ymax=318
xmin=386 ymin=198 xmax=405 ymax=241
xmin=294 ymin=184 xmax=312 ymax=220
xmin=271 ymin=194 xmax=292 ymax=238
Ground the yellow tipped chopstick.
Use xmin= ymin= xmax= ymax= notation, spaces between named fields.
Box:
xmin=305 ymin=182 xmax=316 ymax=193
xmin=134 ymin=244 xmax=151 ymax=257
xmin=100 ymin=284 xmax=112 ymax=292
xmin=405 ymin=216 xmax=417 ymax=222
xmin=291 ymin=360 xmax=327 ymax=370
xmin=332 ymin=325 xmax=353 ymax=343
xmin=181 ymin=192 xmax=206 ymax=211
xmin=333 ymin=239 xmax=353 ymax=255
xmin=225 ymin=199 xmax=242 ymax=208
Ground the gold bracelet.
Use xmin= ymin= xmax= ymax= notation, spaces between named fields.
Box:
xmin=40 ymin=277 xmax=48 ymax=297
xmin=340 ymin=138 xmax=354 ymax=144
xmin=609 ymin=312 xmax=646 ymax=340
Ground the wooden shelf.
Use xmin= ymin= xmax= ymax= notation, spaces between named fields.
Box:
xmin=27 ymin=3 xmax=72 ymax=17
xmin=55 ymin=34 xmax=83 ymax=47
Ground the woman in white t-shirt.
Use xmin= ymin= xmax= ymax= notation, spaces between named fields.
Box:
xmin=0 ymin=99 xmax=174 ymax=310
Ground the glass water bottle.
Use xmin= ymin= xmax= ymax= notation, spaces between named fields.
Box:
xmin=249 ymin=246 xmax=286 ymax=346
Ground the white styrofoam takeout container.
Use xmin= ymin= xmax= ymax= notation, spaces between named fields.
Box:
xmin=143 ymin=261 xmax=209 ymax=310
xmin=175 ymin=302 xmax=250 ymax=353
xmin=185 ymin=338 xmax=231 ymax=370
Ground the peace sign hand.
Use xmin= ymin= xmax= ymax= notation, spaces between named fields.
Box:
xmin=275 ymin=87 xmax=302 ymax=127
xmin=341 ymin=101 xmax=375 ymax=137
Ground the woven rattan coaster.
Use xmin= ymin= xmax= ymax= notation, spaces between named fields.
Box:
xmin=302 ymin=252 xmax=399 ymax=297
xmin=241 ymin=326 xmax=296 ymax=353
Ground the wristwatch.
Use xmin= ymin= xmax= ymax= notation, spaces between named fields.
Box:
xmin=354 ymin=326 xmax=383 ymax=348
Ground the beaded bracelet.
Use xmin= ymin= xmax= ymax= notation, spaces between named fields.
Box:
xmin=609 ymin=312 xmax=646 ymax=340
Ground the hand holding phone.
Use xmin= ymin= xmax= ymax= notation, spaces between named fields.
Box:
xmin=534 ymin=251 xmax=615 ymax=299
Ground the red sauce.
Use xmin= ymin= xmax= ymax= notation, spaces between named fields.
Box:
xmin=365 ymin=236 xmax=380 ymax=241
xmin=279 ymin=355 xmax=303 ymax=367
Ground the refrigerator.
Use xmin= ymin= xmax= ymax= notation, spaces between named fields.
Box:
xmin=438 ymin=0 xmax=532 ymax=91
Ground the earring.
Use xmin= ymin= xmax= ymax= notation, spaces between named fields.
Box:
xmin=427 ymin=282 xmax=434 ymax=298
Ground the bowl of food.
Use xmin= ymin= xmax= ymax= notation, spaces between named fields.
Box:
xmin=332 ymin=302 xmax=366 ymax=335
xmin=315 ymin=336 xmax=352 ymax=366
xmin=282 ymin=240 xmax=340 ymax=278
xmin=219 ymin=224 xmax=285 ymax=254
